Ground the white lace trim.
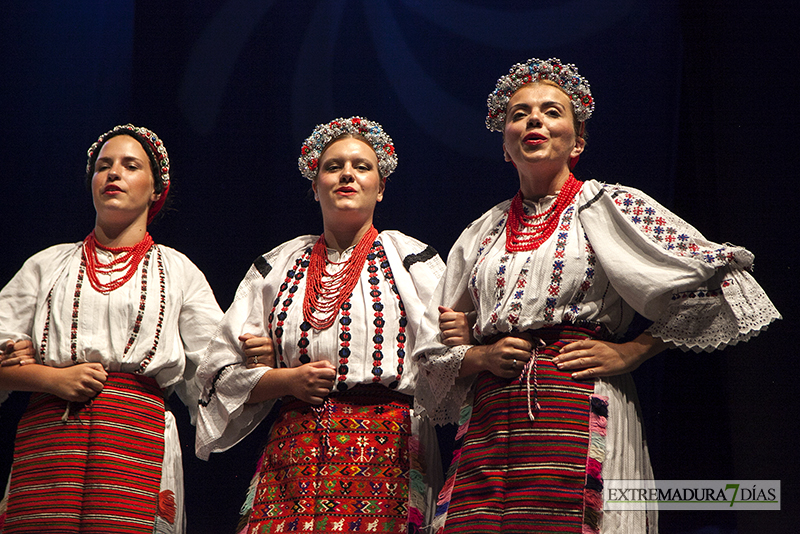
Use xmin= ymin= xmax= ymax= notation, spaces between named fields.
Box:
xmin=414 ymin=345 xmax=474 ymax=425
xmin=648 ymin=268 xmax=781 ymax=353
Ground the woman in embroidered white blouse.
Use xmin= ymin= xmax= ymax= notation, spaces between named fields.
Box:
xmin=412 ymin=58 xmax=780 ymax=534
xmin=195 ymin=117 xmax=454 ymax=533
xmin=0 ymin=124 xmax=269 ymax=533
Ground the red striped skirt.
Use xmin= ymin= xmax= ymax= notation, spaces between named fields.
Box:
xmin=441 ymin=325 xmax=608 ymax=534
xmin=246 ymin=384 xmax=412 ymax=534
xmin=4 ymin=373 xmax=166 ymax=534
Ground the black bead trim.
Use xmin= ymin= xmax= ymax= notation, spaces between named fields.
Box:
xmin=253 ymin=255 xmax=272 ymax=278
xmin=402 ymin=245 xmax=438 ymax=271
xmin=198 ymin=363 xmax=236 ymax=407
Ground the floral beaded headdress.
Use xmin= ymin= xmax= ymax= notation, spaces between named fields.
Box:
xmin=298 ymin=116 xmax=398 ymax=180
xmin=86 ymin=124 xmax=171 ymax=224
xmin=485 ymin=57 xmax=595 ymax=132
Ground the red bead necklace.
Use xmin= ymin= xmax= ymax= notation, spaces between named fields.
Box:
xmin=82 ymin=230 xmax=154 ymax=294
xmin=505 ymin=174 xmax=582 ymax=252
xmin=303 ymin=226 xmax=378 ymax=330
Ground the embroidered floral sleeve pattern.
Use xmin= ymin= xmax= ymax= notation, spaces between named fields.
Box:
xmin=604 ymin=184 xmax=744 ymax=267
xmin=593 ymin=182 xmax=781 ymax=352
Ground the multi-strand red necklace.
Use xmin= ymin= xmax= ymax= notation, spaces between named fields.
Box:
xmin=82 ymin=230 xmax=154 ymax=294
xmin=303 ymin=226 xmax=378 ymax=330
xmin=505 ymin=174 xmax=582 ymax=252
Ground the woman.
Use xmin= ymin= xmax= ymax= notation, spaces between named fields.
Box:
xmin=195 ymin=117 xmax=450 ymax=534
xmin=413 ymin=58 xmax=780 ymax=534
xmin=0 ymin=124 xmax=227 ymax=533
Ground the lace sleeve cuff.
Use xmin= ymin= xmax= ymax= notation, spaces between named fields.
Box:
xmin=648 ymin=267 xmax=780 ymax=352
xmin=414 ymin=345 xmax=475 ymax=425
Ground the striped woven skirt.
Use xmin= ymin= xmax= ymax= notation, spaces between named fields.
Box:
xmin=4 ymin=373 xmax=166 ymax=534
xmin=242 ymin=384 xmax=414 ymax=534
xmin=438 ymin=325 xmax=609 ymax=534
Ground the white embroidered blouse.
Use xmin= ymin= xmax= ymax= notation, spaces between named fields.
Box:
xmin=0 ymin=241 xmax=223 ymax=532
xmin=413 ymin=180 xmax=780 ymax=424
xmin=195 ymin=230 xmax=445 ymax=460
xmin=0 ymin=242 xmax=223 ymax=410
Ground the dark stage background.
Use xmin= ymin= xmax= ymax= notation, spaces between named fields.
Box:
xmin=1 ymin=1 xmax=797 ymax=532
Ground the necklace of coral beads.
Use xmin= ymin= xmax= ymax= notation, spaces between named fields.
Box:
xmin=505 ymin=174 xmax=582 ymax=252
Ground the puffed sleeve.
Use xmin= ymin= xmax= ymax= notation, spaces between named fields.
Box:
xmin=578 ymin=180 xmax=780 ymax=352
xmin=195 ymin=238 xmax=309 ymax=460
xmin=167 ymin=251 xmax=224 ymax=425
xmin=0 ymin=261 xmax=40 ymax=348
xmin=412 ymin=203 xmax=509 ymax=425
xmin=0 ymin=245 xmax=76 ymax=404
xmin=379 ymin=231 xmax=445 ymax=342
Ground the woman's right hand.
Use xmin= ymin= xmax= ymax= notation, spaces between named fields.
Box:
xmin=460 ymin=334 xmax=534 ymax=379
xmin=287 ymin=361 xmax=336 ymax=405
xmin=438 ymin=306 xmax=472 ymax=346
xmin=240 ymin=334 xmax=277 ymax=368
xmin=49 ymin=363 xmax=108 ymax=403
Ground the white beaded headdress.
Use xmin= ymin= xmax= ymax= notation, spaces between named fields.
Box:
xmin=486 ymin=57 xmax=595 ymax=132
xmin=86 ymin=124 xmax=170 ymax=185
xmin=298 ymin=116 xmax=397 ymax=180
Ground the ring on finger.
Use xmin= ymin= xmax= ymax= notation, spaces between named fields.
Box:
xmin=512 ymin=359 xmax=517 ymax=369
xmin=252 ymin=356 xmax=259 ymax=364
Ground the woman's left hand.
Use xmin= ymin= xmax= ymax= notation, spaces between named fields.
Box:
xmin=552 ymin=333 xmax=667 ymax=380
xmin=240 ymin=334 xmax=276 ymax=368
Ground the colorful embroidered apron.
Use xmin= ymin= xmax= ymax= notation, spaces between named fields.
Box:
xmin=244 ymin=384 xmax=413 ymax=534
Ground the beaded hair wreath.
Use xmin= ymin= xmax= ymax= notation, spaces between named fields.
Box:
xmin=298 ymin=116 xmax=397 ymax=180
xmin=486 ymin=57 xmax=595 ymax=132
xmin=86 ymin=123 xmax=170 ymax=186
